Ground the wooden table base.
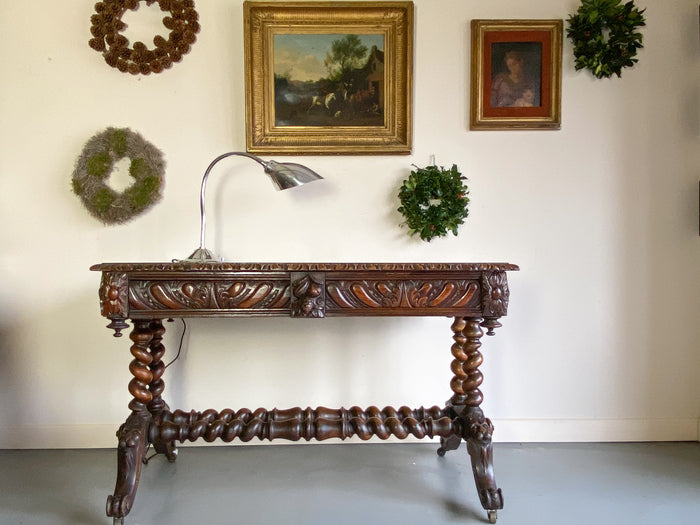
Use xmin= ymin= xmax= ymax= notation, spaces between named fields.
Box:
xmin=104 ymin=317 xmax=503 ymax=524
xmin=92 ymin=262 xmax=517 ymax=524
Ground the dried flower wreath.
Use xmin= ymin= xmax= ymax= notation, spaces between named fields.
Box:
xmin=89 ymin=0 xmax=200 ymax=75
xmin=72 ymin=128 xmax=165 ymax=224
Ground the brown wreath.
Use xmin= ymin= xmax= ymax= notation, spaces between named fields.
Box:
xmin=89 ymin=0 xmax=200 ymax=75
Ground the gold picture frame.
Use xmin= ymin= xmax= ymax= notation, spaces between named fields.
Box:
xmin=470 ymin=19 xmax=562 ymax=130
xmin=244 ymin=1 xmax=414 ymax=155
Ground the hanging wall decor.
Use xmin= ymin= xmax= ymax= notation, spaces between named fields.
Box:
xmin=72 ymin=127 xmax=165 ymax=224
xmin=566 ymin=0 xmax=646 ymax=79
xmin=470 ymin=19 xmax=563 ymax=130
xmin=397 ymin=164 xmax=469 ymax=242
xmin=89 ymin=0 xmax=200 ymax=75
xmin=244 ymin=1 xmax=414 ymax=155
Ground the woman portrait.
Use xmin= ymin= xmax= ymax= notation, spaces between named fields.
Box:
xmin=490 ymin=43 xmax=542 ymax=108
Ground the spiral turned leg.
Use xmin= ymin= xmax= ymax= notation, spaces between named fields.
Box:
xmin=462 ymin=318 xmax=502 ymax=516
xmin=441 ymin=317 xmax=503 ymax=520
xmin=106 ymin=320 xmax=156 ymax=522
xmin=146 ymin=320 xmax=177 ymax=462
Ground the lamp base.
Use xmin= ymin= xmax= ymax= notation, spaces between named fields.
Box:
xmin=181 ymin=247 xmax=219 ymax=262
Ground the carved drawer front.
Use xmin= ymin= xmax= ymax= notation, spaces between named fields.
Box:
xmin=325 ymin=276 xmax=481 ymax=316
xmin=128 ymin=278 xmax=291 ymax=316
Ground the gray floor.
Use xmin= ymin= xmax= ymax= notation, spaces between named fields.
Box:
xmin=0 ymin=442 xmax=698 ymax=525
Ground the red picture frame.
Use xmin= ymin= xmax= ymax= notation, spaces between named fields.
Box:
xmin=470 ymin=20 xmax=562 ymax=130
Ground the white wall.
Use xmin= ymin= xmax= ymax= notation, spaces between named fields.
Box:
xmin=0 ymin=0 xmax=698 ymax=448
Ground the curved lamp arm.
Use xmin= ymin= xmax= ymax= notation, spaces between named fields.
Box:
xmin=183 ymin=152 xmax=323 ymax=262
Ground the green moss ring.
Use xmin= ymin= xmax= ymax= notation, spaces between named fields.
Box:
xmin=397 ymin=164 xmax=470 ymax=242
xmin=72 ymin=127 xmax=165 ymax=224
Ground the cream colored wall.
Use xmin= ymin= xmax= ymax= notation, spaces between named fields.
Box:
xmin=0 ymin=0 xmax=698 ymax=448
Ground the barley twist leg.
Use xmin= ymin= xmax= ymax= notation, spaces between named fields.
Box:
xmin=106 ymin=320 xmax=155 ymax=521
xmin=440 ymin=317 xmax=503 ymax=520
xmin=146 ymin=319 xmax=177 ymax=462
xmin=437 ymin=317 xmax=470 ymax=456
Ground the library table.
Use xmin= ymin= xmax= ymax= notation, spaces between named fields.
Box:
xmin=92 ymin=262 xmax=518 ymax=524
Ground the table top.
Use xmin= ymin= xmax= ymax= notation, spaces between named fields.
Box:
xmin=91 ymin=262 xmax=520 ymax=273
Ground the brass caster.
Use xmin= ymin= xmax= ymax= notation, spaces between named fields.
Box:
xmin=487 ymin=510 xmax=497 ymax=523
xmin=113 ymin=518 xmax=124 ymax=525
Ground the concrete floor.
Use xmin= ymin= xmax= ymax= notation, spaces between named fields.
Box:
xmin=0 ymin=442 xmax=698 ymax=525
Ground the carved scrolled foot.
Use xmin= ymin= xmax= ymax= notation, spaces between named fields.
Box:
xmin=465 ymin=424 xmax=503 ymax=513
xmin=106 ymin=411 xmax=150 ymax=520
xmin=437 ymin=434 xmax=461 ymax=456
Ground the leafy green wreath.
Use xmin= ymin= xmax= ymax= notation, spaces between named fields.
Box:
xmin=71 ymin=127 xmax=165 ymax=224
xmin=567 ymin=0 xmax=646 ymax=79
xmin=397 ymin=164 xmax=469 ymax=242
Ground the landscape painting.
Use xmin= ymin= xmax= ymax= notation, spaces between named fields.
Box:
xmin=274 ymin=33 xmax=385 ymax=127
xmin=244 ymin=2 xmax=413 ymax=154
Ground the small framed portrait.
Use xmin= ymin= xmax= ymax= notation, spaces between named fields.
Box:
xmin=244 ymin=1 xmax=414 ymax=154
xmin=470 ymin=19 xmax=562 ymax=130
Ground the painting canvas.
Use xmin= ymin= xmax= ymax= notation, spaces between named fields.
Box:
xmin=274 ymin=33 xmax=385 ymax=127
xmin=489 ymin=42 xmax=542 ymax=108
xmin=244 ymin=2 xmax=414 ymax=155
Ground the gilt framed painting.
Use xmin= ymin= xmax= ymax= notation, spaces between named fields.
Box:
xmin=244 ymin=1 xmax=414 ymax=154
xmin=470 ymin=19 xmax=562 ymax=130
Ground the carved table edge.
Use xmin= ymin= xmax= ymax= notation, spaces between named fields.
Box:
xmin=90 ymin=262 xmax=520 ymax=273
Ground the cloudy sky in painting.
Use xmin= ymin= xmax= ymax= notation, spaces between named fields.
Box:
xmin=274 ymin=33 xmax=384 ymax=82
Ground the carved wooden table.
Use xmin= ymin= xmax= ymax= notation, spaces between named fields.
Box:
xmin=92 ymin=262 xmax=518 ymax=524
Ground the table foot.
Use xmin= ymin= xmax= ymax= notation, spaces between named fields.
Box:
xmin=106 ymin=411 xmax=150 ymax=521
xmin=437 ymin=434 xmax=461 ymax=456
xmin=465 ymin=411 xmax=503 ymax=514
xmin=150 ymin=431 xmax=179 ymax=463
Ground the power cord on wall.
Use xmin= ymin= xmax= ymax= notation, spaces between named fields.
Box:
xmin=164 ymin=318 xmax=187 ymax=370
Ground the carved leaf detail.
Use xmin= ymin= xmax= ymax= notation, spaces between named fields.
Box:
xmin=327 ymin=280 xmax=479 ymax=310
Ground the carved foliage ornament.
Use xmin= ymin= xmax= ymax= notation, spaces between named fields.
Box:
xmin=100 ymin=272 xmax=129 ymax=318
xmin=327 ymin=279 xmax=478 ymax=310
xmin=291 ymin=273 xmax=325 ymax=318
xmin=129 ymin=280 xmax=290 ymax=311
xmin=481 ymin=272 xmax=510 ymax=317
xmin=89 ymin=0 xmax=200 ymax=75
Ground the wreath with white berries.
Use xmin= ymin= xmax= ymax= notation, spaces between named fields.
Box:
xmin=397 ymin=164 xmax=470 ymax=242
xmin=567 ymin=0 xmax=646 ymax=79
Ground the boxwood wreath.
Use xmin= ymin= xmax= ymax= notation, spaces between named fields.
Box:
xmin=567 ymin=0 xmax=646 ymax=79
xmin=71 ymin=127 xmax=165 ymax=224
xmin=89 ymin=0 xmax=200 ymax=75
xmin=397 ymin=164 xmax=469 ymax=242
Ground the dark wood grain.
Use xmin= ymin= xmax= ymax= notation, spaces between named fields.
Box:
xmin=94 ymin=262 xmax=517 ymax=523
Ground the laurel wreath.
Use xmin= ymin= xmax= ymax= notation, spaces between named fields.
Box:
xmin=397 ymin=164 xmax=470 ymax=242
xmin=566 ymin=0 xmax=646 ymax=79
xmin=71 ymin=128 xmax=165 ymax=224
xmin=89 ymin=0 xmax=200 ymax=75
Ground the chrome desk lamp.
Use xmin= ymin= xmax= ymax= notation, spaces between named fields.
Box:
xmin=183 ymin=152 xmax=323 ymax=262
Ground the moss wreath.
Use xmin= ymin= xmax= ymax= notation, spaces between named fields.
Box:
xmin=397 ymin=164 xmax=470 ymax=242
xmin=89 ymin=0 xmax=200 ymax=75
xmin=71 ymin=127 xmax=165 ymax=224
xmin=567 ymin=0 xmax=646 ymax=79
